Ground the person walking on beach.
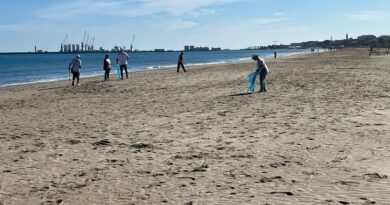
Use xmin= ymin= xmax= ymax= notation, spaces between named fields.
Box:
xmin=116 ymin=49 xmax=129 ymax=80
xmin=252 ymin=54 xmax=269 ymax=93
xmin=69 ymin=54 xmax=82 ymax=86
xmin=177 ymin=52 xmax=187 ymax=73
xmin=103 ymin=54 xmax=111 ymax=81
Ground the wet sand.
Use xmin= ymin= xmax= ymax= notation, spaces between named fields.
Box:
xmin=1 ymin=49 xmax=390 ymax=204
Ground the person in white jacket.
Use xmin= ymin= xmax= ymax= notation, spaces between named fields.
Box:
xmin=252 ymin=54 xmax=269 ymax=93
xmin=116 ymin=50 xmax=129 ymax=80
xmin=69 ymin=55 xmax=82 ymax=86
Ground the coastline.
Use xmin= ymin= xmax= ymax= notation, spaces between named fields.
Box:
xmin=2 ymin=49 xmax=388 ymax=204
xmin=0 ymin=50 xmax=310 ymax=88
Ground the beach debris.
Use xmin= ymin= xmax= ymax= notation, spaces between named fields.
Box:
xmin=130 ymin=143 xmax=154 ymax=149
xmin=334 ymin=181 xmax=360 ymax=187
xmin=185 ymin=201 xmax=194 ymax=205
xmin=92 ymin=139 xmax=111 ymax=146
xmin=231 ymin=154 xmax=255 ymax=159
xmin=269 ymin=161 xmax=291 ymax=168
xmin=363 ymin=173 xmax=388 ymax=182
xmin=359 ymin=197 xmax=376 ymax=204
xmin=178 ymin=176 xmax=196 ymax=181
xmin=192 ymin=159 xmax=208 ymax=172
xmin=66 ymin=139 xmax=81 ymax=145
xmin=258 ymin=176 xmax=284 ymax=183
xmin=270 ymin=191 xmax=294 ymax=196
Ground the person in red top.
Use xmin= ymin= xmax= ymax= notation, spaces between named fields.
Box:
xmin=177 ymin=52 xmax=187 ymax=73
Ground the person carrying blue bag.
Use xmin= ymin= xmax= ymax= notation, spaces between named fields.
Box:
xmin=248 ymin=54 xmax=270 ymax=93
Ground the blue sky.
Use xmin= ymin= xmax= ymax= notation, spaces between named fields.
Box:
xmin=1 ymin=0 xmax=390 ymax=52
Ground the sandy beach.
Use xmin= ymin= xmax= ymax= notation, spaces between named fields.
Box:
xmin=1 ymin=49 xmax=390 ymax=204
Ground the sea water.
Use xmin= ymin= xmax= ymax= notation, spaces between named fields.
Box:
xmin=0 ymin=49 xmax=308 ymax=87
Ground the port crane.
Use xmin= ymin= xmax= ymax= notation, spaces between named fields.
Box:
xmin=81 ymin=31 xmax=86 ymax=51
xmin=91 ymin=37 xmax=95 ymax=51
xmin=85 ymin=34 xmax=90 ymax=51
xmin=130 ymin=35 xmax=135 ymax=52
xmin=61 ymin=34 xmax=68 ymax=52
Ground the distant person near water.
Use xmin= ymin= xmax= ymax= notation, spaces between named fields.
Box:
xmin=69 ymin=55 xmax=82 ymax=86
xmin=274 ymin=52 xmax=277 ymax=59
xmin=116 ymin=50 xmax=129 ymax=80
xmin=252 ymin=54 xmax=269 ymax=93
xmin=103 ymin=54 xmax=111 ymax=81
xmin=177 ymin=52 xmax=187 ymax=73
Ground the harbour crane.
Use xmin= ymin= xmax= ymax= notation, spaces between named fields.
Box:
xmin=88 ymin=36 xmax=93 ymax=51
xmin=91 ymin=37 xmax=95 ymax=51
xmin=61 ymin=34 xmax=68 ymax=52
xmin=130 ymin=34 xmax=135 ymax=52
xmin=81 ymin=31 xmax=87 ymax=52
xmin=85 ymin=34 xmax=90 ymax=51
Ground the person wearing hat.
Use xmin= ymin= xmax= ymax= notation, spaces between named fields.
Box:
xmin=252 ymin=54 xmax=269 ymax=93
xmin=69 ymin=54 xmax=82 ymax=86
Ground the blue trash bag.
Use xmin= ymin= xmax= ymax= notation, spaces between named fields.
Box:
xmin=246 ymin=71 xmax=257 ymax=93
xmin=116 ymin=65 xmax=121 ymax=80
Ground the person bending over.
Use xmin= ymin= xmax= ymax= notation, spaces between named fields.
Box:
xmin=252 ymin=54 xmax=269 ymax=93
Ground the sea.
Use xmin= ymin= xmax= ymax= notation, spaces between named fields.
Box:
xmin=0 ymin=49 xmax=309 ymax=87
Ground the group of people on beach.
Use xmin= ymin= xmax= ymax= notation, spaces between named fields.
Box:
xmin=68 ymin=51 xmax=269 ymax=93
xmin=68 ymin=50 xmax=187 ymax=85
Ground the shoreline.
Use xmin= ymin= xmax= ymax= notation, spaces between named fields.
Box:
xmin=0 ymin=50 xmax=311 ymax=89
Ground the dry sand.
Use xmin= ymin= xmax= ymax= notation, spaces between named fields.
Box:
xmin=1 ymin=49 xmax=390 ymax=205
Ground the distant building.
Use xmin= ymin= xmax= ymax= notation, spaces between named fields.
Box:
xmin=357 ymin=35 xmax=376 ymax=41
xmin=211 ymin=47 xmax=222 ymax=51
xmin=154 ymin=49 xmax=165 ymax=52
xmin=184 ymin=45 xmax=211 ymax=51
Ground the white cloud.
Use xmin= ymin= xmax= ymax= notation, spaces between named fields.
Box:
xmin=346 ymin=11 xmax=384 ymax=22
xmin=153 ymin=19 xmax=198 ymax=31
xmin=140 ymin=0 xmax=232 ymax=16
xmin=167 ymin=20 xmax=198 ymax=31
xmin=36 ymin=0 xmax=234 ymax=20
xmin=249 ymin=12 xmax=288 ymax=25
xmin=251 ymin=17 xmax=288 ymax=25
xmin=273 ymin=12 xmax=286 ymax=17
xmin=0 ymin=24 xmax=35 ymax=32
xmin=190 ymin=9 xmax=216 ymax=18
xmin=36 ymin=1 xmax=126 ymax=20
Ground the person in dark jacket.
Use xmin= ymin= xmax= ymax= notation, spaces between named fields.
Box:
xmin=69 ymin=54 xmax=82 ymax=86
xmin=177 ymin=52 xmax=186 ymax=73
xmin=103 ymin=54 xmax=111 ymax=81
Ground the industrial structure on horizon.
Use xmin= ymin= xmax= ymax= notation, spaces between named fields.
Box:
xmin=59 ymin=32 xmax=136 ymax=53
xmin=60 ymin=31 xmax=97 ymax=53
xmin=184 ymin=45 xmax=222 ymax=51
